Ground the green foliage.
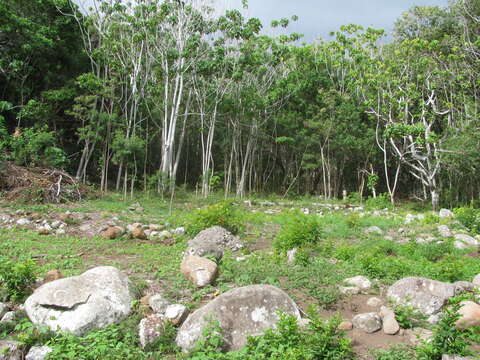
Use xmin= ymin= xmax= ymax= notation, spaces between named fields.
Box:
xmin=14 ymin=319 xmax=53 ymax=347
xmin=393 ymin=304 xmax=427 ymax=329
xmin=273 ymin=212 xmax=322 ymax=251
xmin=365 ymin=193 xmax=392 ymax=210
xmin=0 ymin=256 xmax=36 ymax=301
xmin=373 ymin=345 xmax=416 ymax=360
xmin=454 ymin=207 xmax=480 ymax=234
xmin=10 ymin=126 xmax=68 ymax=168
xmin=186 ymin=201 xmax=244 ymax=236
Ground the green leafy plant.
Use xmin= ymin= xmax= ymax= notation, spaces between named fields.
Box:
xmin=454 ymin=207 xmax=480 ymax=234
xmin=0 ymin=257 xmax=36 ymax=301
xmin=273 ymin=212 xmax=322 ymax=251
xmin=365 ymin=193 xmax=392 ymax=210
xmin=393 ymin=304 xmax=427 ymax=329
xmin=186 ymin=201 xmax=244 ymax=236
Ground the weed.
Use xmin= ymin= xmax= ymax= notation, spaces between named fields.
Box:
xmin=393 ymin=304 xmax=427 ymax=329
xmin=0 ymin=256 xmax=36 ymax=301
xmin=273 ymin=212 xmax=322 ymax=251
xmin=186 ymin=201 xmax=244 ymax=236
xmin=454 ymin=207 xmax=480 ymax=234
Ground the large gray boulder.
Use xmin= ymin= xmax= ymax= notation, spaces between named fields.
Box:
xmin=186 ymin=226 xmax=243 ymax=260
xmin=25 ymin=266 xmax=133 ymax=335
xmin=176 ymin=285 xmax=300 ymax=352
xmin=387 ymin=277 xmax=456 ymax=316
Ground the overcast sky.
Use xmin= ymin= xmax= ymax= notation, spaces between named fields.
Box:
xmin=223 ymin=0 xmax=450 ymax=42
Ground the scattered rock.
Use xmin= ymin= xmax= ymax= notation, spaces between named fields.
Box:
xmin=139 ymin=314 xmax=164 ymax=348
xmin=366 ymin=297 xmax=383 ymax=308
xmin=37 ymin=226 xmax=50 ymax=235
xmin=131 ymin=227 xmax=147 ymax=240
xmin=176 ymin=284 xmax=301 ymax=352
xmin=379 ymin=306 xmax=400 ymax=335
xmin=0 ymin=303 xmax=8 ymax=319
xmin=25 ymin=266 xmax=133 ymax=335
xmin=365 ymin=226 xmax=383 ymax=235
xmin=55 ymin=228 xmax=66 ymax=235
xmin=453 ymin=234 xmax=479 ymax=249
xmin=1 ymin=312 xmax=18 ymax=323
xmin=387 ymin=277 xmax=456 ymax=316
xmin=180 ymin=255 xmax=218 ymax=288
xmin=439 ymin=209 xmax=454 ymax=218
xmin=352 ymin=313 xmax=382 ymax=334
xmin=149 ymin=294 xmax=170 ymax=314
xmin=158 ymin=230 xmax=172 ymax=240
xmin=173 ymin=227 xmax=185 ymax=236
xmin=455 ymin=301 xmax=480 ymax=329
xmin=43 ymin=269 xmax=63 ymax=284
xmin=25 ymin=346 xmax=52 ymax=360
xmin=0 ymin=340 xmax=23 ymax=360
xmin=164 ymin=304 xmax=188 ymax=325
xmin=339 ymin=286 xmax=360 ymax=296
xmin=338 ymin=321 xmax=353 ymax=331
xmin=101 ymin=226 xmax=124 ymax=239
xmin=453 ymin=281 xmax=476 ymax=294
xmin=16 ymin=218 xmax=30 ymax=226
xmin=344 ymin=276 xmax=372 ymax=292
xmin=186 ymin=226 xmax=243 ymax=260
xmin=287 ymin=248 xmax=298 ymax=265
xmin=473 ymin=274 xmax=480 ymax=287
xmin=437 ymin=225 xmax=453 ymax=238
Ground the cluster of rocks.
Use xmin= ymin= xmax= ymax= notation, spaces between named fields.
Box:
xmin=100 ymin=222 xmax=185 ymax=242
xmin=0 ymin=210 xmax=73 ymax=236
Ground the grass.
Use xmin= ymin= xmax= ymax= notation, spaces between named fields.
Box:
xmin=0 ymin=193 xmax=479 ymax=358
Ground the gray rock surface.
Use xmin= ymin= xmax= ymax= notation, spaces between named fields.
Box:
xmin=149 ymin=294 xmax=170 ymax=314
xmin=25 ymin=266 xmax=133 ymax=335
xmin=344 ymin=276 xmax=372 ymax=291
xmin=453 ymin=234 xmax=479 ymax=249
xmin=181 ymin=255 xmax=218 ymax=288
xmin=439 ymin=209 xmax=454 ymax=218
xmin=387 ymin=277 xmax=456 ymax=316
xmin=176 ymin=284 xmax=300 ymax=351
xmin=139 ymin=314 xmax=164 ymax=348
xmin=437 ymin=225 xmax=452 ymax=238
xmin=0 ymin=340 xmax=23 ymax=360
xmin=25 ymin=346 xmax=52 ymax=360
xmin=186 ymin=226 xmax=243 ymax=259
xmin=352 ymin=313 xmax=382 ymax=333
xmin=473 ymin=274 xmax=480 ymax=287
xmin=365 ymin=226 xmax=383 ymax=235
xmin=0 ymin=303 xmax=8 ymax=319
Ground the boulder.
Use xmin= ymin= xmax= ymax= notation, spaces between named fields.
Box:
xmin=149 ymin=294 xmax=170 ymax=314
xmin=344 ymin=276 xmax=372 ymax=291
xmin=25 ymin=346 xmax=52 ymax=360
xmin=0 ymin=340 xmax=23 ymax=360
xmin=186 ymin=226 xmax=243 ymax=260
xmin=176 ymin=284 xmax=300 ymax=352
xmin=287 ymin=248 xmax=298 ymax=265
xmin=101 ymin=226 xmax=124 ymax=239
xmin=437 ymin=225 xmax=452 ymax=238
xmin=454 ymin=234 xmax=478 ymax=249
xmin=25 ymin=266 xmax=133 ymax=335
xmin=387 ymin=277 xmax=456 ymax=316
xmin=181 ymin=255 xmax=218 ymax=288
xmin=164 ymin=304 xmax=188 ymax=325
xmin=139 ymin=314 xmax=164 ymax=348
xmin=339 ymin=286 xmax=360 ymax=296
xmin=439 ymin=209 xmax=454 ymax=218
xmin=455 ymin=301 xmax=480 ymax=329
xmin=379 ymin=306 xmax=399 ymax=335
xmin=442 ymin=355 xmax=475 ymax=360
xmin=366 ymin=297 xmax=383 ymax=308
xmin=352 ymin=313 xmax=382 ymax=333
xmin=130 ymin=227 xmax=147 ymax=240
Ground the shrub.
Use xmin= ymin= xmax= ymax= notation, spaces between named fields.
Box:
xmin=365 ymin=193 xmax=392 ymax=210
xmin=393 ymin=304 xmax=427 ymax=329
xmin=274 ymin=213 xmax=322 ymax=251
xmin=0 ymin=257 xmax=36 ymax=301
xmin=186 ymin=201 xmax=244 ymax=236
xmin=454 ymin=207 xmax=480 ymax=234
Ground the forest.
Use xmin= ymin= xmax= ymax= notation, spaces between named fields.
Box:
xmin=1 ymin=0 xmax=480 ymax=208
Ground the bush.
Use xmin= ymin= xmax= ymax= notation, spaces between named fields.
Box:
xmin=365 ymin=193 xmax=392 ymax=210
xmin=393 ymin=304 xmax=427 ymax=329
xmin=273 ymin=213 xmax=322 ymax=251
xmin=454 ymin=207 xmax=480 ymax=234
xmin=0 ymin=257 xmax=36 ymax=301
xmin=186 ymin=201 xmax=244 ymax=236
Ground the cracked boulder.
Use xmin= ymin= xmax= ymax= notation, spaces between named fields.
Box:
xmin=176 ymin=284 xmax=300 ymax=352
xmin=186 ymin=226 xmax=243 ymax=260
xmin=25 ymin=266 xmax=133 ymax=335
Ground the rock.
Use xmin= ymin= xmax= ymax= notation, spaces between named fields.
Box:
xmin=186 ymin=226 xmax=243 ymax=260
xmin=0 ymin=303 xmax=8 ymax=319
xmin=50 ymin=221 xmax=62 ymax=229
xmin=55 ymin=228 xmax=66 ymax=235
xmin=1 ymin=312 xmax=18 ymax=323
xmin=158 ymin=231 xmax=172 ymax=240
xmin=148 ymin=224 xmax=162 ymax=232
xmin=428 ymin=313 xmax=442 ymax=325
xmin=437 ymin=225 xmax=453 ymax=238
xmin=58 ymin=213 xmax=72 ymax=222
xmin=455 ymin=301 xmax=480 ymax=329
xmin=379 ymin=306 xmax=399 ymax=335
xmin=16 ymin=218 xmax=30 ymax=226
xmin=43 ymin=269 xmax=63 ymax=284
xmin=37 ymin=226 xmax=50 ymax=235
xmin=180 ymin=255 xmax=218 ymax=288
xmin=78 ymin=224 xmax=91 ymax=233
xmin=387 ymin=277 xmax=456 ymax=316
xmin=0 ymin=340 xmax=23 ymax=360
xmin=352 ymin=313 xmax=382 ymax=333
xmin=453 ymin=234 xmax=478 ymax=249
xmin=139 ymin=314 xmax=165 ymax=348
xmin=173 ymin=227 xmax=185 ymax=236
xmin=344 ymin=276 xmax=372 ymax=291
xmin=131 ymin=227 xmax=147 ymax=240
xmin=164 ymin=304 xmax=188 ymax=325
xmin=101 ymin=226 xmax=124 ymax=239
xmin=25 ymin=266 xmax=133 ymax=335
xmin=442 ymin=355 xmax=475 ymax=360
xmin=473 ymin=274 xmax=480 ymax=287
xmin=339 ymin=286 xmax=360 ymax=295
xmin=149 ymin=294 xmax=170 ymax=314
xmin=176 ymin=284 xmax=301 ymax=352
xmin=453 ymin=281 xmax=476 ymax=294
xmin=25 ymin=346 xmax=52 ymax=360
xmin=366 ymin=297 xmax=383 ymax=308
xmin=287 ymin=248 xmax=298 ymax=265
xmin=405 ymin=214 xmax=416 ymax=224
xmin=439 ymin=209 xmax=454 ymax=218
xmin=338 ymin=321 xmax=353 ymax=331
xmin=365 ymin=226 xmax=383 ymax=235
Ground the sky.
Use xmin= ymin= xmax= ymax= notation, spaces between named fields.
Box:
xmin=222 ymin=0 xmax=450 ymax=42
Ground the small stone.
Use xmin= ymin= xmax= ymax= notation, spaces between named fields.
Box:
xmin=442 ymin=355 xmax=475 ymax=360
xmin=439 ymin=209 xmax=454 ymax=218
xmin=131 ymin=227 xmax=147 ymax=240
xmin=338 ymin=321 xmax=353 ymax=331
xmin=44 ymin=269 xmax=63 ymax=284
xmin=0 ymin=340 xmax=23 ymax=360
xmin=339 ymin=286 xmax=360 ymax=295
xmin=50 ymin=220 xmax=62 ymax=229
xmin=455 ymin=301 xmax=480 ymax=329
xmin=101 ymin=226 xmax=124 ymax=239
xmin=0 ymin=311 xmax=17 ymax=323
xmin=139 ymin=314 xmax=165 ymax=348
xmin=149 ymin=224 xmax=162 ymax=231
xmin=287 ymin=248 xmax=298 ymax=265
xmin=367 ymin=297 xmax=383 ymax=308
xmin=172 ymin=227 xmax=185 ymax=236
xmin=149 ymin=294 xmax=170 ymax=314
xmin=344 ymin=276 xmax=372 ymax=291
xmin=158 ymin=230 xmax=172 ymax=240
xmin=16 ymin=218 xmax=30 ymax=226
xmin=25 ymin=346 xmax=52 ymax=360
xmin=437 ymin=225 xmax=453 ymax=238
xmin=365 ymin=226 xmax=383 ymax=235
xmin=55 ymin=228 xmax=66 ymax=235
xmin=352 ymin=313 xmax=382 ymax=333
xmin=164 ymin=304 xmax=188 ymax=325
xmin=37 ymin=227 xmax=50 ymax=235
xmin=180 ymin=255 xmax=218 ymax=288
